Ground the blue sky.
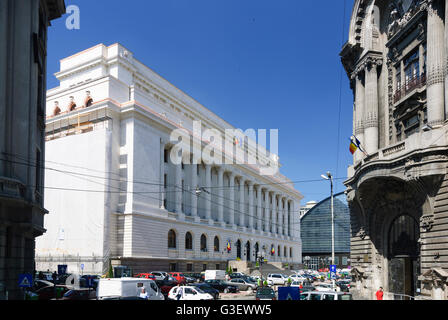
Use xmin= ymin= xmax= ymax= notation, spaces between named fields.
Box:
xmin=46 ymin=0 xmax=355 ymax=205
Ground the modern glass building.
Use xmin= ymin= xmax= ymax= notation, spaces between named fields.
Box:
xmin=300 ymin=192 xmax=350 ymax=270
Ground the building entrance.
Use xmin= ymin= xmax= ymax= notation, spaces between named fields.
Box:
xmin=387 ymin=215 xmax=420 ymax=300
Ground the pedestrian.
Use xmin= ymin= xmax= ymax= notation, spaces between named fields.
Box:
xmin=176 ymin=284 xmax=183 ymax=301
xmin=139 ymin=287 xmax=149 ymax=300
xmin=376 ymin=287 xmax=384 ymax=300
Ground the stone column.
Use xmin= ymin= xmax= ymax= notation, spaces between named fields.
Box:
xmin=174 ymin=150 xmax=183 ymax=216
xmin=427 ymin=0 xmax=445 ymax=126
xmin=354 ymin=72 xmax=365 ymax=162
xmin=248 ymin=181 xmax=254 ymax=230
xmin=239 ymin=177 xmax=245 ymax=227
xmin=272 ymin=194 xmax=278 ymax=235
xmin=228 ymin=172 xmax=235 ymax=227
xmin=217 ymin=167 xmax=224 ymax=225
xmin=160 ymin=139 xmax=166 ymax=209
xmin=205 ymin=164 xmax=212 ymax=221
xmin=264 ymin=189 xmax=270 ymax=233
xmin=282 ymin=198 xmax=287 ymax=236
xmin=257 ymin=186 xmax=262 ymax=232
xmin=191 ymin=158 xmax=198 ymax=221
xmin=364 ymin=57 xmax=381 ymax=155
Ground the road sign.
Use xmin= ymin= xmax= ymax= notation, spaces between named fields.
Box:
xmin=58 ymin=264 xmax=68 ymax=275
xmin=330 ymin=265 xmax=337 ymax=273
xmin=278 ymin=287 xmax=300 ymax=301
xmin=80 ymin=263 xmax=84 ymax=270
xmin=18 ymin=274 xmax=33 ymax=288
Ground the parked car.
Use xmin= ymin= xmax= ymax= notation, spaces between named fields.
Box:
xmin=155 ymin=279 xmax=178 ymax=297
xmin=80 ymin=275 xmax=100 ymax=289
xmin=34 ymin=285 xmax=71 ymax=300
xmin=228 ymin=272 xmax=245 ymax=279
xmin=61 ymin=288 xmax=97 ymax=300
xmin=336 ymin=279 xmax=351 ymax=292
xmin=150 ymin=271 xmax=169 ymax=281
xmin=255 ymin=287 xmax=276 ymax=301
xmin=226 ymin=278 xmax=257 ymax=291
xmin=32 ymin=280 xmax=54 ymax=291
xmin=288 ymin=274 xmax=307 ymax=282
xmin=169 ymin=272 xmax=186 ymax=284
xmin=184 ymin=273 xmax=203 ymax=283
xmin=204 ymin=280 xmax=239 ymax=293
xmin=315 ymin=283 xmax=337 ymax=292
xmin=191 ymin=283 xmax=220 ymax=300
xmin=135 ymin=273 xmax=156 ymax=281
xmin=302 ymin=291 xmax=353 ymax=301
xmin=168 ymin=286 xmax=214 ymax=300
xmin=267 ymin=274 xmax=287 ymax=286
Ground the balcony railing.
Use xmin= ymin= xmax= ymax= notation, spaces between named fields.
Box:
xmin=393 ymin=74 xmax=426 ymax=104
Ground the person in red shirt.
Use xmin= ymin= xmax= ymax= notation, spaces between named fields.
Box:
xmin=376 ymin=287 xmax=384 ymax=300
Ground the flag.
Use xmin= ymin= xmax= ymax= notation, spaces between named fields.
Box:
xmin=351 ymin=136 xmax=368 ymax=156
xmin=349 ymin=140 xmax=358 ymax=155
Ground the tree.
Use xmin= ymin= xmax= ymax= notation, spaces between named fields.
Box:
xmin=107 ymin=260 xmax=114 ymax=278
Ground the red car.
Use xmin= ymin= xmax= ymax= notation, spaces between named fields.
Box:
xmin=135 ymin=273 xmax=156 ymax=280
xmin=169 ymin=272 xmax=186 ymax=284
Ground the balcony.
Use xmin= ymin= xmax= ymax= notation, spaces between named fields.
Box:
xmin=393 ymin=74 xmax=426 ymax=104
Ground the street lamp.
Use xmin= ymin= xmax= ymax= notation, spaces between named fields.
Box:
xmin=321 ymin=171 xmax=335 ymax=288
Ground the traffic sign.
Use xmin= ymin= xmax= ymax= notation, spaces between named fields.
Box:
xmin=330 ymin=265 xmax=337 ymax=273
xmin=58 ymin=264 xmax=67 ymax=275
xmin=80 ymin=263 xmax=84 ymax=270
xmin=18 ymin=274 xmax=33 ymax=288
xmin=278 ymin=287 xmax=300 ymax=300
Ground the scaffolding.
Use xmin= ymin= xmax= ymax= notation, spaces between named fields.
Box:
xmin=46 ymin=107 xmax=112 ymax=141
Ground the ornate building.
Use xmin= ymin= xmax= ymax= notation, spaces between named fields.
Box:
xmin=35 ymin=43 xmax=303 ymax=275
xmin=0 ymin=0 xmax=66 ymax=300
xmin=341 ymin=0 xmax=448 ymax=300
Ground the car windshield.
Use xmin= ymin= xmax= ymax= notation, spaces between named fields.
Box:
xmin=339 ymin=294 xmax=352 ymax=300
xmin=194 ymin=287 xmax=205 ymax=294
xmin=257 ymin=288 xmax=274 ymax=296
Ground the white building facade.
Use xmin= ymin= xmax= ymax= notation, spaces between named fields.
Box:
xmin=35 ymin=43 xmax=303 ymax=275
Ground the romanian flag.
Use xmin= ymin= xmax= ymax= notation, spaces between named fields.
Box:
xmin=226 ymin=241 xmax=231 ymax=252
xmin=349 ymin=139 xmax=358 ymax=155
xmin=271 ymin=247 xmax=275 ymax=255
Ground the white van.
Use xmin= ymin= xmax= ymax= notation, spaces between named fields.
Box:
xmin=97 ymin=278 xmax=165 ymax=300
xmin=204 ymin=270 xmax=226 ymax=281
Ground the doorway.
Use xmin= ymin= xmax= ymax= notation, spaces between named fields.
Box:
xmin=387 ymin=215 xmax=420 ymax=300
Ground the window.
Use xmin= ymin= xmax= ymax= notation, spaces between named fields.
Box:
xmin=169 ymin=263 xmax=177 ymax=272
xmin=278 ymin=245 xmax=281 ymax=257
xmin=334 ymin=256 xmax=339 ymax=265
xmin=200 ymin=234 xmax=207 ymax=252
xmin=404 ymin=50 xmax=420 ymax=89
xmin=164 ymin=174 xmax=167 ymax=189
xmin=168 ymin=229 xmax=176 ymax=249
xmin=202 ymin=264 xmax=207 ymax=271
xmin=284 ymin=247 xmax=287 ymax=257
xmin=290 ymin=248 xmax=293 ymax=258
xmin=214 ymin=236 xmax=219 ymax=252
xmin=323 ymin=294 xmax=335 ymax=301
xmin=164 ymin=149 xmax=169 ymax=163
xmin=185 ymin=232 xmax=193 ymax=250
xmin=187 ymin=263 xmax=193 ymax=272
xmin=342 ymin=256 xmax=348 ymax=266
xmin=216 ymin=264 xmax=220 ymax=270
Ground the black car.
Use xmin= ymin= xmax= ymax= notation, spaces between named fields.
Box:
xmin=336 ymin=280 xmax=351 ymax=292
xmin=61 ymin=288 xmax=96 ymax=300
xmin=255 ymin=287 xmax=276 ymax=300
xmin=190 ymin=283 xmax=220 ymax=300
xmin=204 ymin=280 xmax=239 ymax=293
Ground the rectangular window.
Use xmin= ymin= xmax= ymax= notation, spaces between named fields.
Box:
xmin=164 ymin=174 xmax=167 ymax=189
xmin=187 ymin=263 xmax=193 ymax=272
xmin=334 ymin=256 xmax=339 ymax=265
xmin=202 ymin=264 xmax=207 ymax=271
xmin=216 ymin=264 xmax=220 ymax=270
xmin=169 ymin=263 xmax=177 ymax=272
xmin=164 ymin=149 xmax=168 ymax=163
xmin=342 ymin=256 xmax=348 ymax=266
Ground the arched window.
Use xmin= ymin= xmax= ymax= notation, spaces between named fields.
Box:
xmin=214 ymin=236 xmax=220 ymax=252
xmin=168 ymin=229 xmax=176 ymax=249
xmin=200 ymin=234 xmax=207 ymax=252
xmin=389 ymin=215 xmax=419 ymax=258
xmin=278 ymin=245 xmax=281 ymax=257
xmin=185 ymin=232 xmax=193 ymax=250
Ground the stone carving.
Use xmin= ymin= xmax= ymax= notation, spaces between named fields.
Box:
xmin=421 ymin=214 xmax=434 ymax=231
xmin=387 ymin=0 xmax=424 ymax=37
xmin=358 ymin=226 xmax=367 ymax=240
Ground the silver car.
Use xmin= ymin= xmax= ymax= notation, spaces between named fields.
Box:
xmin=226 ymin=278 xmax=257 ymax=291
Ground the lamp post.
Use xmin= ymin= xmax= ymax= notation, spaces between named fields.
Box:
xmin=321 ymin=172 xmax=335 ymax=288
